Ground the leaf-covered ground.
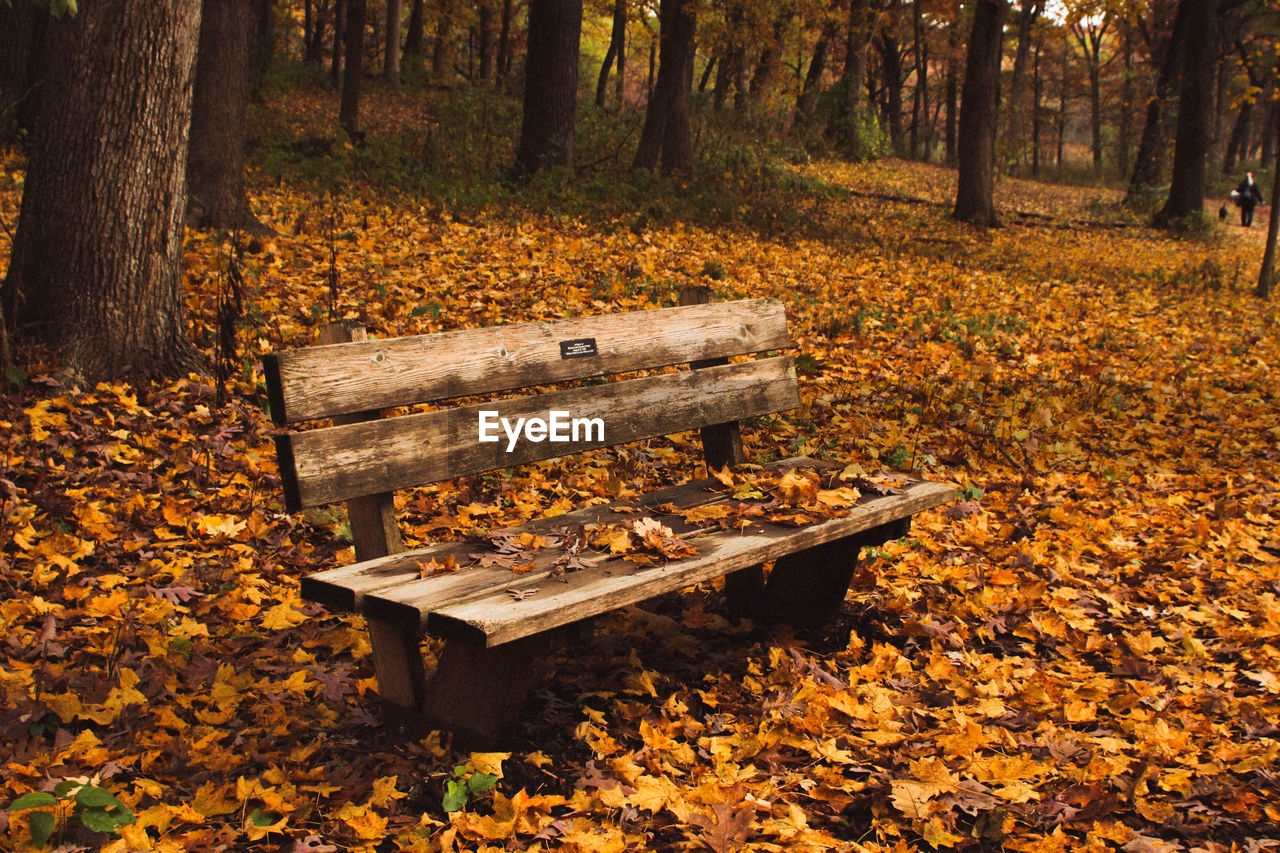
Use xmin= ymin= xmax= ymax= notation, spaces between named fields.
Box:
xmin=3 ymin=110 xmax=1280 ymax=851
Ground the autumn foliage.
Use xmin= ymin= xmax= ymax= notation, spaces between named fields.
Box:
xmin=3 ymin=115 xmax=1280 ymax=850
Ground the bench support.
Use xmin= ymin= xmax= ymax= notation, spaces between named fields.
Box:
xmin=730 ymin=517 xmax=912 ymax=629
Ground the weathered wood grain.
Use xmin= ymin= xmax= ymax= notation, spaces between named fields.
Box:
xmin=361 ymin=479 xmax=957 ymax=644
xmin=299 ymin=457 xmax=827 ymax=614
xmin=278 ymin=356 xmax=800 ymax=511
xmin=265 ymin=299 xmax=790 ymax=424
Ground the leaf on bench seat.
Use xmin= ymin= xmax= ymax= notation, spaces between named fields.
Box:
xmin=417 ymin=555 xmax=458 ymax=577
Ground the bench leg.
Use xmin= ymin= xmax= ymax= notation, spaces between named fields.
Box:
xmin=367 ymin=617 xmax=430 ymax=734
xmin=419 ymin=634 xmax=546 ymax=750
xmin=761 ymin=518 xmax=912 ymax=629
xmin=723 ymin=565 xmax=767 ymax=622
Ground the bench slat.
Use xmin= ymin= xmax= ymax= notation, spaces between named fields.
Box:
xmin=265 ymin=299 xmax=790 ymax=424
xmin=365 ymin=480 xmax=957 ymax=645
xmin=277 ymin=356 xmax=799 ymax=511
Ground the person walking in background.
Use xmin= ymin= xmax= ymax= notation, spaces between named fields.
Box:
xmin=1234 ymin=172 xmax=1265 ymax=227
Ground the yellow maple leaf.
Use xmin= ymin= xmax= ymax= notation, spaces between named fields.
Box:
xmin=261 ymin=601 xmax=307 ymax=630
xmin=335 ymin=803 xmax=387 ymax=840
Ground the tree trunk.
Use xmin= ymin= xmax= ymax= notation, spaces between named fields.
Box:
xmin=385 ymin=0 xmax=402 ymax=83
xmin=304 ymin=0 xmax=330 ymax=63
xmin=1057 ymin=35 xmax=1067 ymax=168
xmin=249 ymin=0 xmax=274 ymax=99
xmin=1156 ymin=0 xmax=1219 ymax=226
xmin=953 ymin=0 xmax=1008 ymax=227
xmin=749 ymin=16 xmax=785 ymax=109
xmin=340 ymin=0 xmax=366 ymax=134
xmin=1117 ymin=28 xmax=1133 ymax=178
xmin=827 ymin=0 xmax=874 ymax=159
xmin=432 ymin=0 xmax=454 ymax=80
xmin=1032 ymin=38 xmax=1042 ymax=174
xmin=1 ymin=0 xmax=203 ymax=384
xmin=633 ymin=0 xmax=696 ymax=173
xmin=796 ymin=20 xmax=835 ymax=124
xmin=405 ymin=0 xmax=424 ymax=58
xmin=331 ymin=0 xmax=346 ymax=85
xmin=596 ymin=0 xmax=626 ymax=109
xmin=496 ymin=0 xmax=514 ymax=88
xmin=1002 ymin=0 xmax=1042 ymax=169
xmin=188 ymin=0 xmax=266 ymax=232
xmin=1127 ymin=0 xmax=1188 ymax=204
xmin=944 ymin=15 xmax=959 ymax=164
xmin=477 ymin=0 xmax=496 ymax=82
xmin=1223 ymin=102 xmax=1252 ymax=173
xmin=515 ymin=0 xmax=583 ymax=174
xmin=1257 ymin=111 xmax=1280 ymax=298
xmin=877 ymin=29 xmax=904 ymax=152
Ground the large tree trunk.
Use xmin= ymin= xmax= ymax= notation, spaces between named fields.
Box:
xmin=1156 ymin=0 xmax=1220 ymax=225
xmin=188 ymin=0 xmax=266 ymax=232
xmin=339 ymin=0 xmax=366 ymax=134
xmin=953 ymin=0 xmax=1008 ymax=227
xmin=633 ymin=0 xmax=696 ymax=173
xmin=385 ymin=0 xmax=402 ymax=83
xmin=1 ymin=0 xmax=203 ymax=384
xmin=1127 ymin=0 xmax=1188 ymax=204
xmin=515 ymin=0 xmax=583 ymax=174
xmin=404 ymin=0 xmax=424 ymax=59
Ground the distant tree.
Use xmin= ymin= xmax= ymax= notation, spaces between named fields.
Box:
xmin=596 ymin=0 xmax=627 ymax=109
xmin=633 ymin=0 xmax=697 ymax=173
xmin=1002 ymin=0 xmax=1044 ymax=168
xmin=339 ymin=0 xmax=366 ymax=134
xmin=826 ymin=0 xmax=878 ymax=159
xmin=477 ymin=0 xmax=497 ymax=82
xmin=796 ymin=17 xmax=837 ymax=124
xmin=953 ymin=0 xmax=1009 ymax=226
xmin=2 ymin=0 xmax=204 ymax=383
xmin=188 ymin=0 xmax=267 ymax=232
xmin=1070 ymin=11 xmax=1110 ymax=173
xmin=515 ymin=0 xmax=583 ymax=173
xmin=385 ymin=0 xmax=402 ymax=83
xmin=1156 ymin=0 xmax=1221 ymax=225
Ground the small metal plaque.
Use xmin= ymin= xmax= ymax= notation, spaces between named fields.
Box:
xmin=559 ymin=338 xmax=599 ymax=359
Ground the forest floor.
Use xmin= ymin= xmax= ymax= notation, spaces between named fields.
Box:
xmin=2 ymin=96 xmax=1280 ymax=852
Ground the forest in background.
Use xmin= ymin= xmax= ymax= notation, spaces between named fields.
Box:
xmin=2 ymin=0 xmax=1280 ymax=851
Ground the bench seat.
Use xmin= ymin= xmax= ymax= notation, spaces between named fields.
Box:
xmin=303 ymin=475 xmax=955 ymax=647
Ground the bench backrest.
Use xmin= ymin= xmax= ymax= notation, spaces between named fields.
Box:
xmin=265 ymin=294 xmax=798 ymax=520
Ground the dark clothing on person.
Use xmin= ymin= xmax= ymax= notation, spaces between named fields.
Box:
xmin=1237 ymin=177 xmax=1264 ymax=227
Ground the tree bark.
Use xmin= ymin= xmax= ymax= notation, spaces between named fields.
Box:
xmin=827 ymin=0 xmax=874 ymax=159
xmin=632 ymin=0 xmax=696 ymax=173
xmin=1117 ymin=27 xmax=1133 ymax=178
xmin=404 ymin=0 xmax=424 ymax=59
xmin=0 ymin=2 xmax=50 ymax=139
xmin=596 ymin=0 xmax=626 ymax=109
xmin=385 ymin=0 xmax=402 ymax=83
xmin=1127 ymin=0 xmax=1188 ymax=204
xmin=331 ymin=0 xmax=346 ymax=85
xmin=1156 ymin=0 xmax=1220 ymax=226
xmin=1 ymin=0 xmax=203 ymax=383
xmin=944 ymin=14 xmax=959 ymax=164
xmin=340 ymin=0 xmax=366 ymax=135
xmin=1002 ymin=0 xmax=1042 ymax=169
xmin=515 ymin=0 xmax=583 ymax=174
xmin=953 ymin=0 xmax=1008 ymax=227
xmin=1258 ymin=111 xmax=1280 ymax=298
xmin=477 ymin=0 xmax=496 ymax=82
xmin=1032 ymin=38 xmax=1042 ymax=174
xmin=188 ymin=0 xmax=266 ymax=232
xmin=496 ymin=0 xmax=515 ymax=89
xmin=432 ymin=0 xmax=454 ymax=80
xmin=796 ymin=20 xmax=835 ymax=124
xmin=877 ymin=27 xmax=905 ymax=152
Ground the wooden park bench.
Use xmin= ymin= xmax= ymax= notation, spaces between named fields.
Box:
xmin=264 ymin=289 xmax=955 ymax=746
